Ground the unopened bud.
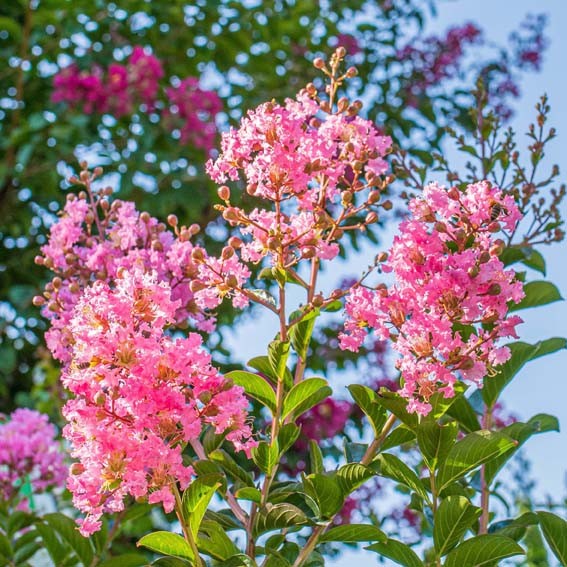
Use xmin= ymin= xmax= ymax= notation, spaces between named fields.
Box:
xmin=448 ymin=187 xmax=460 ymax=200
xmin=191 ymin=248 xmax=205 ymax=262
xmin=34 ymin=255 xmax=44 ymax=265
xmin=458 ymin=357 xmax=475 ymax=371
xmin=218 ymin=185 xmax=231 ymax=201
xmin=365 ymin=211 xmax=378 ymax=225
xmin=190 ymin=280 xmax=207 ymax=293
xmin=267 ymin=236 xmax=280 ymax=251
xmin=167 ymin=214 xmax=178 ymax=227
xmin=376 ymin=252 xmax=388 ymax=263
xmin=301 ymin=246 xmax=317 ymax=259
xmin=486 ymin=283 xmax=501 ymax=296
xmin=221 ymin=246 xmax=235 ymax=260
xmin=312 ymin=294 xmax=324 ymax=307
xmin=368 ymin=190 xmax=381 ymax=204
xmin=225 ymin=274 xmax=239 ymax=288
xmin=346 ymin=66 xmax=358 ymax=78
xmin=487 ymin=221 xmax=501 ymax=233
xmin=70 ymin=463 xmax=85 ymax=475
xmin=478 ymin=251 xmax=490 ymax=264
xmin=381 ymin=200 xmax=393 ymax=211
xmin=140 ymin=211 xmax=151 ymax=223
xmin=229 ymin=236 xmax=243 ymax=249
xmin=32 ymin=295 xmax=46 ymax=307
xmin=93 ymin=166 xmax=103 ymax=178
xmin=335 ymin=46 xmax=346 ymax=58
xmin=94 ymin=391 xmax=106 ymax=406
xmin=313 ymin=57 xmax=326 ymax=69
xmin=467 ymin=265 xmax=479 ymax=278
xmin=223 ymin=208 xmax=239 ymax=222
xmin=52 ymin=277 xmax=62 ymax=289
xmin=434 ymin=222 xmax=447 ymax=233
xmin=199 ymin=390 xmax=212 ymax=404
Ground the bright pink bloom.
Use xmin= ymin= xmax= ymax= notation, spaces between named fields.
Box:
xmin=62 ymin=269 xmax=255 ymax=535
xmin=340 ymin=181 xmax=524 ymax=415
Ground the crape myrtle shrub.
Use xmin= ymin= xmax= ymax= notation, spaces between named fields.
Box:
xmin=0 ymin=0 xmax=548 ymax=411
xmin=5 ymin=47 xmax=562 ymax=567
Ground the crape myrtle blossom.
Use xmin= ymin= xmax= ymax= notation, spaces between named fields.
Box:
xmin=340 ymin=181 xmax=524 ymax=415
xmin=0 ymin=409 xmax=67 ymax=507
xmin=202 ymin=59 xmax=393 ymax=310
xmin=62 ymin=268 xmax=255 ymax=536
xmin=37 ymin=189 xmax=215 ymax=364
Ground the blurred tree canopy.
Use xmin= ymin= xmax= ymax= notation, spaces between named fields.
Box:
xmin=0 ymin=0 xmax=546 ymax=410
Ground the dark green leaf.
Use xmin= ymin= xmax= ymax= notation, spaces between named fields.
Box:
xmin=268 ymin=339 xmax=291 ymax=382
xmin=537 ymin=511 xmax=567 ymax=565
xmin=98 ymin=554 xmax=151 ymax=566
xmin=254 ymin=504 xmax=310 ymax=536
xmin=308 ymin=440 xmax=324 ymax=475
xmin=444 ymin=534 xmax=525 ymax=566
xmin=434 ymin=496 xmax=482 ymax=556
xmin=381 ymin=425 xmax=416 ymax=451
xmin=336 ymin=463 xmax=375 ymax=494
xmin=289 ymin=308 xmax=319 ymax=360
xmin=366 ymin=538 xmax=424 ymax=567
xmin=278 ymin=423 xmax=301 ymax=454
xmin=321 ymin=524 xmax=387 ymax=543
xmin=182 ymin=474 xmax=222 ymax=538
xmin=417 ymin=421 xmax=458 ymax=472
xmin=348 ymin=385 xmax=387 ymax=435
xmin=44 ymin=513 xmax=94 ymax=566
xmin=252 ymin=441 xmax=279 ymax=475
xmin=509 ymin=281 xmax=563 ymax=312
xmin=371 ymin=454 xmax=429 ymax=501
xmin=437 ymin=431 xmax=516 ymax=492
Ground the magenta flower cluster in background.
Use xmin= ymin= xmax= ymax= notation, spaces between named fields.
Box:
xmin=52 ymin=46 xmax=222 ymax=152
xmin=0 ymin=408 xmax=66 ymax=508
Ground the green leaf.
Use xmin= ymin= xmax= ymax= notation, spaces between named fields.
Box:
xmin=484 ymin=414 xmax=560 ymax=484
xmin=434 ymin=496 xmax=482 ymax=556
xmin=537 ymin=511 xmax=567 ymax=565
xmin=375 ymin=390 xmax=418 ymax=429
xmin=217 ymin=554 xmax=256 ymax=567
xmin=182 ymin=474 xmax=222 ymax=538
xmin=321 ymin=524 xmax=387 ymax=543
xmin=268 ymin=339 xmax=291 ymax=381
xmin=417 ymin=421 xmax=458 ymax=472
xmin=137 ymin=532 xmax=193 ymax=560
xmin=303 ymin=474 xmax=344 ymax=519
xmin=34 ymin=522 xmax=68 ymax=565
xmin=282 ymin=378 xmax=331 ymax=420
xmin=336 ymin=463 xmax=375 ymax=494
xmin=235 ymin=487 xmax=262 ymax=504
xmin=44 ymin=513 xmax=94 ymax=566
xmin=198 ymin=520 xmax=240 ymax=560
xmin=428 ymin=383 xmax=468 ymax=419
xmin=437 ymin=431 xmax=516 ymax=492
xmin=509 ymin=281 xmax=563 ymax=312
xmin=482 ymin=338 xmax=566 ymax=407
xmin=443 ymin=534 xmax=525 ymax=566
xmin=278 ymin=423 xmax=301 ymax=453
xmin=289 ymin=308 xmax=319 ymax=360
xmin=371 ymin=454 xmax=429 ymax=501
xmin=254 ymin=504 xmax=310 ymax=536
xmin=445 ymin=395 xmax=481 ymax=433
xmin=366 ymin=538 xmax=424 ymax=567
xmin=209 ymin=450 xmax=254 ymax=487
xmin=501 ymin=247 xmax=546 ymax=275
xmin=348 ymin=384 xmax=387 ymax=435
xmin=225 ymin=371 xmax=276 ymax=413
xmin=98 ymin=554 xmax=152 ymax=567
xmin=0 ymin=531 xmax=12 ymax=559
xmin=488 ymin=512 xmax=539 ymax=541
xmin=308 ymin=440 xmax=324 ymax=475
xmin=152 ymin=559 xmax=193 ymax=567
xmin=247 ymin=356 xmax=293 ymax=389
xmin=381 ymin=425 xmax=416 ymax=451
xmin=252 ymin=441 xmax=279 ymax=475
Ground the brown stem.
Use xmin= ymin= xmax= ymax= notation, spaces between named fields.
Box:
xmin=479 ymin=407 xmax=493 ymax=534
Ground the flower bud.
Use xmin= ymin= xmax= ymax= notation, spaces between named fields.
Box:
xmin=32 ymin=295 xmax=46 ymax=307
xmin=218 ymin=185 xmax=231 ymax=201
xmin=301 ymin=246 xmax=317 ymax=259
xmin=313 ymin=57 xmax=326 ymax=69
xmin=190 ymin=280 xmax=207 ymax=293
xmin=365 ymin=211 xmax=378 ymax=225
xmin=221 ymin=246 xmax=235 ymax=260
xmin=368 ymin=190 xmax=381 ymax=204
xmin=486 ymin=283 xmax=501 ymax=296
xmin=381 ymin=200 xmax=393 ymax=211
xmin=70 ymin=463 xmax=85 ymax=475
xmin=191 ymin=248 xmax=205 ymax=262
xmin=225 ymin=274 xmax=239 ymax=288
xmin=140 ymin=211 xmax=151 ymax=223
xmin=228 ymin=236 xmax=243 ymax=249
xmin=167 ymin=214 xmax=178 ymax=227
xmin=312 ymin=294 xmax=324 ymax=307
xmin=346 ymin=66 xmax=358 ymax=78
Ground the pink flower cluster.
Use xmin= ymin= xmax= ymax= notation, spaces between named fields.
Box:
xmin=202 ymin=85 xmax=392 ymax=296
xmin=340 ymin=181 xmax=524 ymax=415
xmin=164 ymin=78 xmax=223 ymax=150
xmin=38 ymin=194 xmax=215 ymax=364
xmin=397 ymin=23 xmax=482 ymax=99
xmin=53 ymin=47 xmax=164 ymax=116
xmin=0 ymin=409 xmax=67 ymax=506
xmin=52 ymin=47 xmax=222 ymax=151
xmin=511 ymin=14 xmax=548 ymax=72
xmin=296 ymin=398 xmax=352 ymax=451
xmin=62 ymin=269 xmax=254 ymax=536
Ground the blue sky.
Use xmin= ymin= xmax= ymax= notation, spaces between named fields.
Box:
xmin=225 ymin=1 xmax=567 ymax=564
